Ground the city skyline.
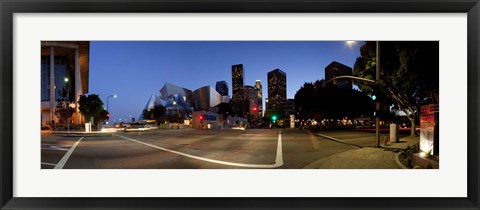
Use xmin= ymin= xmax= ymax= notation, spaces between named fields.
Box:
xmin=89 ymin=41 xmax=363 ymax=121
xmin=41 ymin=41 xmax=439 ymax=170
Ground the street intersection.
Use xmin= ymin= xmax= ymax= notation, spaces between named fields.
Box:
xmin=41 ymin=128 xmax=405 ymax=169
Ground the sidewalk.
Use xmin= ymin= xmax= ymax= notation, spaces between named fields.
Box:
xmin=303 ymin=135 xmax=419 ymax=169
xmin=382 ymin=135 xmax=419 ymax=150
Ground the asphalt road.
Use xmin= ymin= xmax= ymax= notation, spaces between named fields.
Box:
xmin=41 ymin=128 xmax=400 ymax=169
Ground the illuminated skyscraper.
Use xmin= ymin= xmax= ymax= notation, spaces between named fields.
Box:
xmin=215 ymin=81 xmax=229 ymax=96
xmin=245 ymin=85 xmax=261 ymax=124
xmin=267 ymin=69 xmax=287 ymax=110
xmin=255 ymin=80 xmax=263 ymax=116
xmin=231 ymin=64 xmax=248 ymax=117
xmin=231 ymin=64 xmax=244 ymax=101
xmin=245 ymin=85 xmax=259 ymax=111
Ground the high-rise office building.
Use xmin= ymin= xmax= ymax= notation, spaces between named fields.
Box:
xmin=41 ymin=41 xmax=90 ymax=129
xmin=231 ymin=64 xmax=245 ymax=101
xmin=255 ymin=80 xmax=263 ymax=116
xmin=325 ymin=61 xmax=353 ymax=90
xmin=245 ymin=85 xmax=261 ymax=124
xmin=215 ymin=81 xmax=229 ymax=96
xmin=245 ymin=85 xmax=259 ymax=111
xmin=267 ymin=69 xmax=287 ymax=110
xmin=231 ymin=64 xmax=248 ymax=117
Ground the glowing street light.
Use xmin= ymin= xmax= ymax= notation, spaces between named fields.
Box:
xmin=64 ymin=77 xmax=70 ymax=136
xmin=173 ymin=100 xmax=180 ymax=121
xmin=346 ymin=41 xmax=356 ymax=47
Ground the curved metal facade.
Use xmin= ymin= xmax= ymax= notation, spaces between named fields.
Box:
xmin=193 ymin=86 xmax=229 ymax=111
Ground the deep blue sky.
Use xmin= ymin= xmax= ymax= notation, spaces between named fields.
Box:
xmin=89 ymin=41 xmax=363 ymax=122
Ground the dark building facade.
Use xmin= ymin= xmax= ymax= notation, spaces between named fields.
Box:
xmin=325 ymin=61 xmax=353 ymax=90
xmin=41 ymin=41 xmax=90 ymax=129
xmin=215 ymin=81 xmax=229 ymax=96
xmin=267 ymin=69 xmax=287 ymax=110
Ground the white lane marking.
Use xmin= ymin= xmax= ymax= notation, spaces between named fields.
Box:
xmin=308 ymin=132 xmax=320 ymax=150
xmin=116 ymin=131 xmax=283 ymax=169
xmin=41 ymin=145 xmax=71 ymax=151
xmin=41 ymin=162 xmax=56 ymax=166
xmin=54 ymin=137 xmax=84 ymax=169
xmin=275 ymin=131 xmax=283 ymax=166
xmin=41 ymin=147 xmax=70 ymax=151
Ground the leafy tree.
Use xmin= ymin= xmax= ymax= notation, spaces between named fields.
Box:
xmin=294 ymin=79 xmax=374 ymax=128
xmin=153 ymin=105 xmax=167 ymax=123
xmin=142 ymin=104 xmax=167 ymax=123
xmin=230 ymin=99 xmax=249 ymax=118
xmin=54 ymin=87 xmax=75 ymax=126
xmin=166 ymin=112 xmax=182 ymax=123
xmin=79 ymin=94 xmax=105 ymax=127
xmin=95 ymin=109 xmax=109 ymax=124
xmin=142 ymin=109 xmax=154 ymax=120
xmin=264 ymin=108 xmax=286 ymax=124
xmin=216 ymin=102 xmax=232 ymax=120
xmin=353 ymin=41 xmax=439 ymax=136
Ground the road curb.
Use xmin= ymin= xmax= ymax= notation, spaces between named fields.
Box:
xmin=316 ymin=133 xmax=363 ymax=148
xmin=395 ymin=151 xmax=409 ymax=169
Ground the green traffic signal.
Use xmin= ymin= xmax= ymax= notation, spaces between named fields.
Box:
xmin=371 ymin=95 xmax=377 ymax=100
xmin=272 ymin=115 xmax=277 ymax=121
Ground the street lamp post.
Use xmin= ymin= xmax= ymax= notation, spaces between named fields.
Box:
xmin=375 ymin=41 xmax=381 ymax=147
xmin=106 ymin=94 xmax=117 ymax=125
xmin=106 ymin=94 xmax=117 ymax=112
xmin=324 ymin=41 xmax=381 ymax=147
xmin=64 ymin=77 xmax=70 ymax=136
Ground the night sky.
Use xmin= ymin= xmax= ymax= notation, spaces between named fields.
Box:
xmin=89 ymin=41 xmax=363 ymax=122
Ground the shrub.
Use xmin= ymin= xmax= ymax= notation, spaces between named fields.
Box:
xmin=400 ymin=143 xmax=420 ymax=168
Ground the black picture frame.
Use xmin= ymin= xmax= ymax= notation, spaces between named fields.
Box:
xmin=1 ymin=0 xmax=479 ymax=209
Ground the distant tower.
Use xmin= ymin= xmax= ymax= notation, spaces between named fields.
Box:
xmin=325 ymin=61 xmax=353 ymax=89
xmin=215 ymin=81 xmax=229 ymax=96
xmin=267 ymin=69 xmax=287 ymax=110
xmin=255 ymin=80 xmax=263 ymax=115
xmin=245 ymin=85 xmax=259 ymax=112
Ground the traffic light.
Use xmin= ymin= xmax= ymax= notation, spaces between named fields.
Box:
xmin=199 ymin=115 xmax=204 ymax=121
xmin=252 ymin=106 xmax=258 ymax=112
xmin=272 ymin=115 xmax=277 ymax=121
xmin=371 ymin=84 xmax=383 ymax=101
xmin=106 ymin=113 xmax=110 ymax=120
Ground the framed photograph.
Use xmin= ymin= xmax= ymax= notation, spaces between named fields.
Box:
xmin=1 ymin=0 xmax=479 ymax=209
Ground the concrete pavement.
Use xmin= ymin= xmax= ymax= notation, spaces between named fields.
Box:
xmin=303 ymin=135 xmax=419 ymax=169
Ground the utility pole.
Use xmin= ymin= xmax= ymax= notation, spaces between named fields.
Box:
xmin=375 ymin=41 xmax=381 ymax=147
xmin=323 ymin=41 xmax=381 ymax=147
